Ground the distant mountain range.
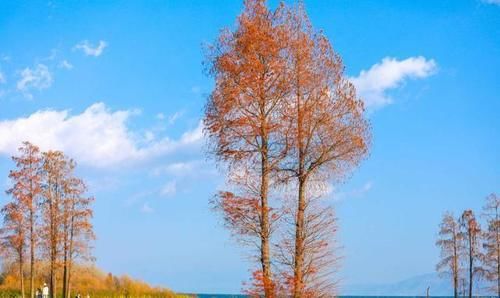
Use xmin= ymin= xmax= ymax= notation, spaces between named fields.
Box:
xmin=341 ymin=273 xmax=493 ymax=296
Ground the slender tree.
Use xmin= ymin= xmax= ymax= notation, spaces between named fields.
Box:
xmin=42 ymin=151 xmax=73 ymax=298
xmin=0 ymin=201 xmax=27 ymax=298
xmin=204 ymin=0 xmax=290 ymax=295
xmin=61 ymin=176 xmax=95 ymax=298
xmin=277 ymin=4 xmax=370 ymax=296
xmin=212 ymin=165 xmax=282 ymax=295
xmin=459 ymin=210 xmax=483 ymax=298
xmin=276 ymin=180 xmax=340 ymax=297
xmin=483 ymin=193 xmax=500 ymax=297
xmin=1 ymin=142 xmax=43 ymax=298
xmin=436 ymin=212 xmax=463 ymax=298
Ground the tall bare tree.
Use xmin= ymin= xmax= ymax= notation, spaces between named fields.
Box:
xmin=204 ymin=0 xmax=290 ymax=295
xmin=460 ymin=210 xmax=483 ymax=298
xmin=483 ymin=193 xmax=500 ymax=297
xmin=277 ymin=4 xmax=370 ymax=297
xmin=436 ymin=212 xmax=463 ymax=298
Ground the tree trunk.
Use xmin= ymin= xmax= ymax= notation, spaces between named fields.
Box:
xmin=50 ymin=219 xmax=57 ymax=298
xmin=20 ymin=251 xmax=25 ymax=298
xmin=66 ymin=260 xmax=72 ymax=298
xmin=469 ymin=234 xmax=473 ymax=298
xmin=260 ymin=147 xmax=273 ymax=298
xmin=293 ymin=76 xmax=305 ymax=298
xmin=50 ymin=254 xmax=56 ymax=298
xmin=65 ymin=217 xmax=75 ymax=298
xmin=496 ymin=213 xmax=499 ymax=298
xmin=497 ymin=235 xmax=499 ymax=298
xmin=62 ymin=253 xmax=68 ymax=298
xmin=453 ymin=234 xmax=458 ymax=298
xmin=30 ymin=208 xmax=35 ymax=298
xmin=293 ymin=177 xmax=306 ymax=298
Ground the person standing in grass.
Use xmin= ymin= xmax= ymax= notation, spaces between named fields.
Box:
xmin=42 ymin=283 xmax=48 ymax=298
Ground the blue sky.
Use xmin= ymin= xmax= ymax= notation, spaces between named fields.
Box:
xmin=0 ymin=0 xmax=499 ymax=294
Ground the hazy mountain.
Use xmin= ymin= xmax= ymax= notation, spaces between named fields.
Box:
xmin=342 ymin=273 xmax=493 ymax=296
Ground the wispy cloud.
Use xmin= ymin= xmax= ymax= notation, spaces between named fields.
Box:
xmin=74 ymin=40 xmax=108 ymax=57
xmin=141 ymin=203 xmax=154 ymax=213
xmin=16 ymin=64 xmax=53 ymax=98
xmin=151 ymin=160 xmax=216 ymax=178
xmin=333 ymin=181 xmax=373 ymax=201
xmin=58 ymin=60 xmax=73 ymax=70
xmin=45 ymin=48 xmax=58 ymax=61
xmin=0 ymin=71 xmax=5 ymax=84
xmin=0 ymin=103 xmax=204 ymax=168
xmin=160 ymin=180 xmax=177 ymax=197
xmin=168 ymin=111 xmax=184 ymax=125
xmin=350 ymin=56 xmax=437 ymax=110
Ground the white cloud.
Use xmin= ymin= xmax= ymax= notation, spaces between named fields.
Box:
xmin=0 ymin=103 xmax=204 ymax=168
xmin=160 ymin=162 xmax=196 ymax=175
xmin=160 ymin=180 xmax=177 ymax=197
xmin=17 ymin=64 xmax=53 ymax=97
xmin=350 ymin=56 xmax=437 ymax=110
xmin=151 ymin=160 xmax=216 ymax=177
xmin=168 ymin=111 xmax=184 ymax=125
xmin=333 ymin=181 xmax=373 ymax=201
xmin=59 ymin=60 xmax=73 ymax=70
xmin=156 ymin=111 xmax=184 ymax=125
xmin=141 ymin=203 xmax=154 ymax=213
xmin=74 ymin=40 xmax=108 ymax=57
xmin=179 ymin=120 xmax=203 ymax=145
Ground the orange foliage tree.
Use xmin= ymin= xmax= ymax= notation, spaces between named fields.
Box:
xmin=275 ymin=182 xmax=341 ymax=297
xmin=41 ymin=150 xmax=69 ymax=298
xmin=1 ymin=142 xmax=43 ymax=298
xmin=61 ymin=176 xmax=95 ymax=298
xmin=204 ymin=0 xmax=290 ymax=296
xmin=459 ymin=210 xmax=483 ymax=298
xmin=277 ymin=4 xmax=370 ymax=297
xmin=205 ymin=1 xmax=369 ymax=296
xmin=436 ymin=212 xmax=464 ymax=298
xmin=40 ymin=150 xmax=95 ymax=298
xmin=482 ymin=193 xmax=500 ymax=296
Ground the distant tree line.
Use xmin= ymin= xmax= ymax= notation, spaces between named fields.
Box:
xmin=436 ymin=193 xmax=499 ymax=298
xmin=204 ymin=0 xmax=370 ymax=297
xmin=0 ymin=142 xmax=94 ymax=298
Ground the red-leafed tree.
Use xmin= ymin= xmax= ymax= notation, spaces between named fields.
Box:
xmin=274 ymin=180 xmax=341 ymax=297
xmin=61 ymin=175 xmax=95 ymax=298
xmin=277 ymin=4 xmax=370 ymax=297
xmin=459 ymin=210 xmax=484 ymax=298
xmin=212 ymin=165 xmax=282 ymax=296
xmin=436 ymin=212 xmax=464 ymax=298
xmin=1 ymin=142 xmax=43 ymax=298
xmin=1 ymin=201 xmax=27 ymax=298
xmin=204 ymin=0 xmax=290 ymax=296
xmin=41 ymin=150 xmax=72 ymax=298
xmin=482 ymin=193 xmax=500 ymax=296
